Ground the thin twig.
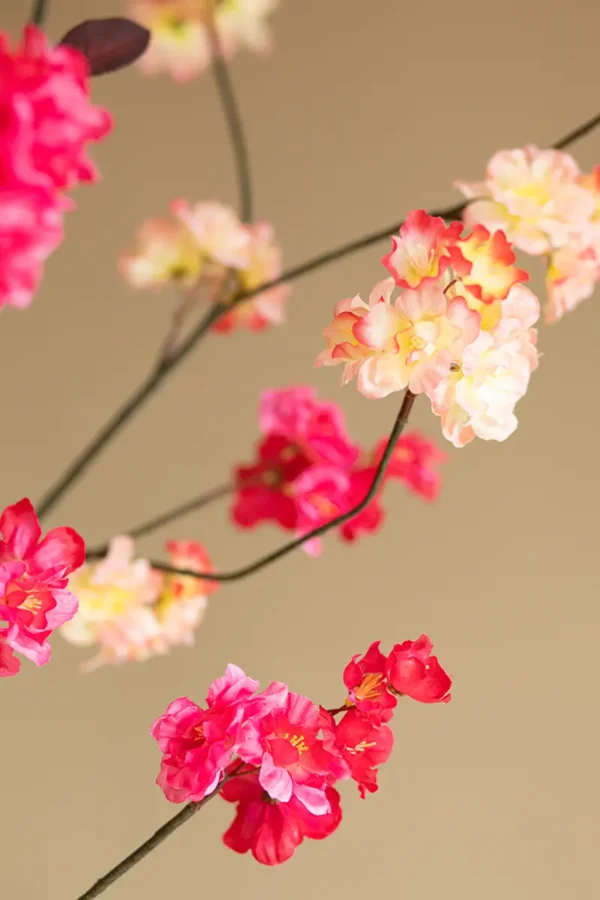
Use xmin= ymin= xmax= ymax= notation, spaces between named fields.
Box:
xmin=74 ymin=765 xmax=248 ymax=900
xmin=87 ymin=482 xmax=233 ymax=555
xmin=30 ymin=0 xmax=49 ymax=26
xmin=88 ymin=391 xmax=417 ymax=581
xmin=205 ymin=15 xmax=253 ymax=221
xmin=154 ymin=290 xmax=199 ymax=371
xmin=35 ymin=114 xmax=600 ymax=521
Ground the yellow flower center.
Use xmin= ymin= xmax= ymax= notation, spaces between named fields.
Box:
xmin=354 ymin=672 xmax=383 ymax=702
xmin=283 ymin=733 xmax=310 ymax=754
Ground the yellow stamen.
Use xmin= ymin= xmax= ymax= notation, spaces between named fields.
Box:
xmin=283 ymin=733 xmax=310 ymax=754
xmin=355 ymin=672 xmax=383 ymax=702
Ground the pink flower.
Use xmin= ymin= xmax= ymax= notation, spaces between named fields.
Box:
xmin=0 ymin=498 xmax=85 ymax=667
xmin=382 ymin=210 xmax=466 ymax=289
xmin=172 ymin=200 xmax=250 ymax=270
xmin=546 ymin=241 xmax=599 ymax=323
xmin=386 ymin=635 xmax=452 ymax=704
xmin=152 ymin=664 xmax=267 ymax=803
xmin=129 ymin=0 xmax=281 ymax=81
xmin=221 ymin=767 xmax=342 ymax=865
xmin=258 ymin=386 xmax=359 ymax=470
xmin=429 ymin=283 xmax=540 ymax=447
xmin=212 ymin=221 xmax=289 ymax=334
xmin=318 ymin=277 xmax=480 ymax=399
xmin=323 ymin=709 xmax=393 ymax=798
xmin=456 ymin=146 xmax=596 ymax=255
xmin=0 ymin=26 xmax=111 ymax=192
xmin=371 ymin=430 xmax=446 ymax=502
xmin=0 ymin=184 xmax=65 ymax=309
xmin=237 ymin=690 xmax=349 ymax=814
xmin=118 ymin=212 xmax=203 ymax=290
xmin=456 ymin=226 xmax=529 ymax=303
xmin=0 ymin=631 xmax=21 ymax=677
xmin=343 ymin=641 xmax=396 ymax=724
xmin=293 ymin=465 xmax=350 ymax=556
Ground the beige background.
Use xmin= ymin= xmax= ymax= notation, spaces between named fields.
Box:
xmin=2 ymin=1 xmax=600 ymax=897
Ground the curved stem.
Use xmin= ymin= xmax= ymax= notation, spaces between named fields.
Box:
xmin=30 ymin=0 xmax=49 ymax=26
xmin=35 ymin=115 xmax=600 ymax=520
xmin=205 ymin=16 xmax=253 ymax=221
xmin=114 ymin=390 xmax=416 ymax=583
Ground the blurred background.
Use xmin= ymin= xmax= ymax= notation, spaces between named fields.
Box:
xmin=2 ymin=1 xmax=600 ymax=897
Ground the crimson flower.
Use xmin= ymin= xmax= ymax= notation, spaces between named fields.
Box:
xmin=0 ymin=631 xmax=20 ymax=677
xmin=343 ymin=640 xmax=397 ymax=723
xmin=386 ymin=635 xmax=452 ymax=704
xmin=237 ymin=690 xmax=349 ymax=814
xmin=221 ymin=768 xmax=342 ymax=865
xmin=0 ymin=498 xmax=85 ymax=667
xmin=323 ymin=709 xmax=394 ymax=798
xmin=151 ymin=664 xmax=278 ymax=803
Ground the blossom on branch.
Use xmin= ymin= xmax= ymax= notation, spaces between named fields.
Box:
xmin=231 ymin=386 xmax=444 ymax=551
xmin=0 ymin=499 xmax=85 ymax=670
xmin=128 ymin=0 xmax=281 ymax=81
xmin=456 ymin=146 xmax=600 ymax=321
xmin=153 ymin=636 xmax=450 ymax=864
xmin=318 ymin=210 xmax=541 ymax=447
xmin=120 ymin=202 xmax=289 ymax=333
xmin=0 ymin=25 xmax=111 ymax=308
xmin=61 ymin=536 xmax=217 ymax=669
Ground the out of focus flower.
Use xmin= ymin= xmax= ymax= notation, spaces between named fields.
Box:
xmin=129 ymin=0 xmax=281 ymax=81
xmin=212 ymin=222 xmax=289 ymax=333
xmin=62 ymin=536 xmax=216 ymax=669
xmin=0 ymin=631 xmax=21 ymax=677
xmin=386 ymin=635 xmax=452 ymax=704
xmin=221 ymin=767 xmax=342 ymax=865
xmin=457 ymin=147 xmax=600 ymax=322
xmin=456 ymin=146 xmax=595 ymax=255
xmin=121 ymin=203 xmax=289 ymax=335
xmin=0 ymin=25 xmax=111 ymax=308
xmin=231 ymin=386 xmax=444 ymax=550
xmin=0 ymin=498 xmax=85 ymax=669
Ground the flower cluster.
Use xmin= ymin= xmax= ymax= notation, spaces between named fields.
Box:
xmin=120 ymin=200 xmax=289 ymax=333
xmin=231 ymin=386 xmax=444 ymax=553
xmin=0 ymin=26 xmax=111 ymax=309
xmin=0 ymin=499 xmax=85 ymax=676
xmin=152 ymin=635 xmax=451 ymax=864
xmin=128 ymin=0 xmax=281 ymax=82
xmin=61 ymin=536 xmax=217 ymax=670
xmin=456 ymin=146 xmax=600 ymax=322
xmin=318 ymin=210 xmax=540 ymax=447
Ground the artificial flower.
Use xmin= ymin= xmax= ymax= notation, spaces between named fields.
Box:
xmin=129 ymin=0 xmax=281 ymax=82
xmin=221 ymin=767 xmax=342 ymax=865
xmin=343 ymin=640 xmax=396 ymax=723
xmin=386 ymin=635 xmax=452 ymax=704
xmin=0 ymin=631 xmax=21 ymax=677
xmin=236 ymin=689 xmax=349 ymax=813
xmin=381 ymin=209 xmax=465 ymax=289
xmin=545 ymin=242 xmax=599 ymax=323
xmin=62 ymin=536 xmax=216 ymax=669
xmin=456 ymin=146 xmax=595 ymax=255
xmin=152 ymin=664 xmax=281 ymax=802
xmin=0 ymin=498 xmax=85 ymax=668
xmin=323 ymin=708 xmax=393 ymax=798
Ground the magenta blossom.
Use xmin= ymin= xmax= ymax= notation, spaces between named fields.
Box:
xmin=0 ymin=498 xmax=85 ymax=667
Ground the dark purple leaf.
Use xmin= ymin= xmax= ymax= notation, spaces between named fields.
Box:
xmin=58 ymin=18 xmax=151 ymax=77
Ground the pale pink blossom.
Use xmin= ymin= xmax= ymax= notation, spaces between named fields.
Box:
xmin=119 ymin=213 xmax=202 ymax=289
xmin=546 ymin=242 xmax=599 ymax=323
xmin=429 ymin=284 xmax=540 ymax=447
xmin=456 ymin=146 xmax=596 ymax=255
xmin=318 ymin=278 xmax=480 ymax=399
xmin=172 ymin=200 xmax=250 ymax=270
xmin=128 ymin=1 xmax=280 ymax=81
xmin=456 ymin=226 xmax=529 ymax=303
xmin=212 ymin=221 xmax=289 ymax=333
xmin=381 ymin=209 xmax=465 ymax=289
